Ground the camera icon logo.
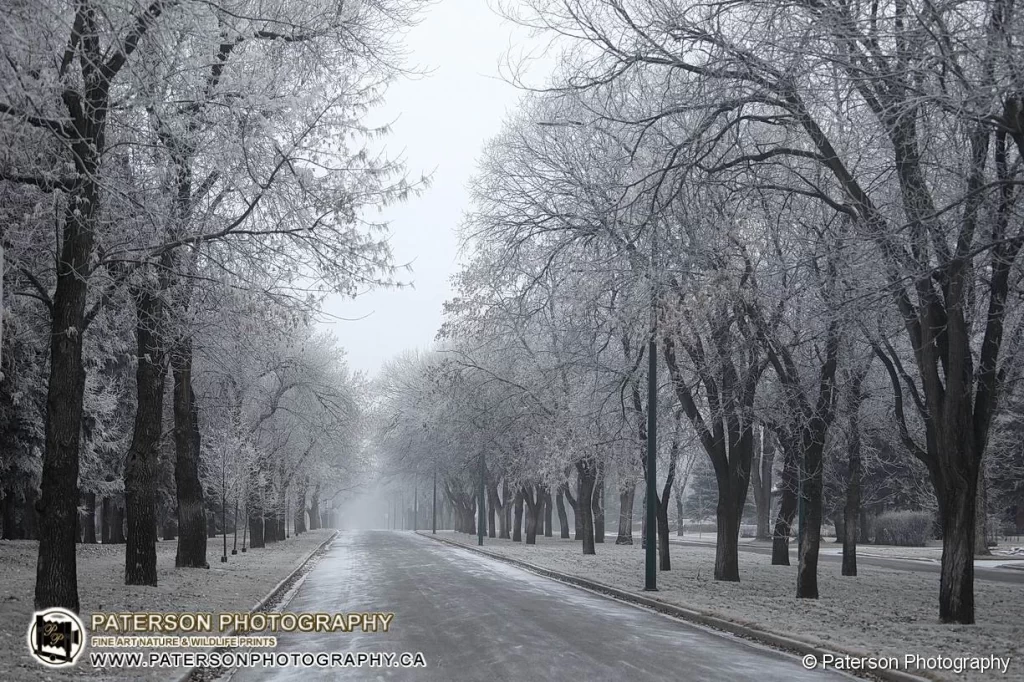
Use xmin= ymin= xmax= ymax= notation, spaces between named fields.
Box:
xmin=27 ymin=608 xmax=85 ymax=667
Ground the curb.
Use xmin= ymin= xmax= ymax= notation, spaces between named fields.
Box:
xmin=174 ymin=529 xmax=339 ymax=682
xmin=420 ymin=532 xmax=933 ymax=682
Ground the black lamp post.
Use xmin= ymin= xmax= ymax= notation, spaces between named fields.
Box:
xmin=478 ymin=452 xmax=485 ymax=546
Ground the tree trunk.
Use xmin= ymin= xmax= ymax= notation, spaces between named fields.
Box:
xmin=675 ymin=489 xmax=684 ymax=537
xmin=110 ymin=499 xmax=126 ymax=544
xmin=502 ymin=480 xmax=511 ymax=538
xmin=714 ymin=486 xmax=741 ymax=581
xmin=616 ymin=483 xmax=635 ymax=544
xmin=278 ymin=489 xmax=288 ymax=541
xmin=938 ymin=473 xmax=979 ymax=623
xmin=487 ymin=482 xmax=497 ymax=539
xmin=124 ymin=292 xmax=166 ymax=587
xmin=163 ymin=517 xmax=176 ymax=541
xmin=524 ymin=488 xmax=538 ymax=545
xmin=35 ymin=188 xmax=99 ymax=610
xmin=543 ymin=488 xmax=553 ymax=537
xmin=656 ymin=490 xmax=671 ymax=570
xmin=796 ymin=445 xmax=824 ymax=598
xmin=772 ymin=443 xmax=798 ymax=565
xmin=592 ymin=471 xmax=605 ymax=543
xmin=975 ymin=466 xmax=989 ymax=555
xmin=172 ymin=342 xmax=207 ymax=568
xmin=101 ymin=497 xmax=113 ymax=544
xmin=512 ymin=490 xmax=523 ymax=542
xmin=294 ymin=479 xmax=307 ymax=535
xmin=248 ymin=512 xmax=265 ymax=548
xmin=308 ymin=485 xmax=321 ymax=530
xmin=82 ymin=493 xmax=97 ymax=544
xmin=842 ymin=372 xmax=865 ymax=577
xmin=751 ymin=428 xmax=774 ymax=541
xmin=576 ymin=460 xmax=597 ymax=555
xmin=564 ymin=481 xmax=582 ymax=539
xmin=555 ymin=488 xmax=570 ymax=538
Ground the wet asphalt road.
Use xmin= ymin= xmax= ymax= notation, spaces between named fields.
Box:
xmin=230 ymin=530 xmax=847 ymax=682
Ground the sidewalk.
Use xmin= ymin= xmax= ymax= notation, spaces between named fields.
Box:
xmin=1 ymin=530 xmax=335 ymax=682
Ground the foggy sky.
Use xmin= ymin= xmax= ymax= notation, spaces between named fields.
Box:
xmin=318 ymin=1 xmax=549 ymax=376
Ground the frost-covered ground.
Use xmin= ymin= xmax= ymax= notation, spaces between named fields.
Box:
xmin=1 ymin=530 xmax=333 ymax=682
xmin=431 ymin=531 xmax=1024 ymax=681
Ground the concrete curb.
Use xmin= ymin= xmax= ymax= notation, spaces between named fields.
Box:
xmin=174 ymin=529 xmax=340 ymax=682
xmin=420 ymin=532 xmax=933 ymax=682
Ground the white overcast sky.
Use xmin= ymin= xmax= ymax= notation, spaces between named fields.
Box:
xmin=318 ymin=1 xmax=551 ymax=376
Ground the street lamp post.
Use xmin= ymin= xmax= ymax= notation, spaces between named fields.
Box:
xmin=644 ymin=216 xmax=660 ymax=591
xmin=645 ymin=334 xmax=658 ymax=590
xmin=538 ymin=117 xmax=657 ymax=586
xmin=432 ymin=467 xmax=437 ymax=534
xmin=478 ymin=452 xmax=485 ymax=546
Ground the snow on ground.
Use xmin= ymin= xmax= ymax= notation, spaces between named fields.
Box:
xmin=431 ymin=531 xmax=1024 ymax=681
xmin=0 ymin=530 xmax=333 ymax=682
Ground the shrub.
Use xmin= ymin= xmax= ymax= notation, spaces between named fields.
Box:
xmin=872 ymin=510 xmax=933 ymax=547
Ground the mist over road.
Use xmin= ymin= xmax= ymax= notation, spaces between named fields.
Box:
xmin=230 ymin=530 xmax=847 ymax=681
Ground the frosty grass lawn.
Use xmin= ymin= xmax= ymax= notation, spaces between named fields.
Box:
xmin=0 ymin=529 xmax=333 ymax=682
xmin=430 ymin=530 xmax=1024 ymax=681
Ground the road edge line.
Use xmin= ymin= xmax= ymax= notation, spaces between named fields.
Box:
xmin=419 ymin=531 xmax=934 ymax=682
xmin=174 ymin=529 xmax=340 ymax=682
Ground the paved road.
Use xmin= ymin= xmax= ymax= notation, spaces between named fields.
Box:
xmin=666 ymin=539 xmax=1024 ymax=585
xmin=231 ymin=531 xmax=847 ymax=682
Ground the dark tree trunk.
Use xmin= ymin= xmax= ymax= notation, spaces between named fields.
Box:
xmin=487 ymin=482 xmax=497 ymax=539
xmin=842 ymin=370 xmax=867 ymax=577
xmin=465 ymin=498 xmax=477 ymax=535
xmin=975 ymin=469 xmax=989 ymax=555
xmin=576 ymin=460 xmax=597 ymax=555
xmin=524 ymin=488 xmax=539 ymax=545
xmin=101 ymin=497 xmax=111 ymax=544
xmin=564 ymin=481 xmax=582 ymax=539
xmin=796 ymin=445 xmax=824 ymax=598
xmin=772 ymin=443 xmax=798 ymax=565
xmin=308 ymin=485 xmax=321 ymax=530
xmin=265 ymin=511 xmax=278 ymax=543
xmin=715 ymin=492 xmax=741 ymax=581
xmin=494 ymin=482 xmax=509 ymax=539
xmin=751 ymin=428 xmax=774 ymax=541
xmin=248 ymin=512 xmax=265 ymax=548
xmin=555 ymin=488 xmax=570 ymax=538
xmin=512 ymin=490 xmax=523 ymax=542
xmin=656 ymin=491 xmax=671 ymax=570
xmin=207 ymin=512 xmax=217 ymax=538
xmin=274 ymin=483 xmax=286 ymax=540
xmin=172 ymin=342 xmax=206 ymax=568
xmin=82 ymin=493 xmax=97 ymax=544
xmin=675 ymin=489 xmax=685 ymax=536
xmin=35 ymin=186 xmax=98 ymax=610
xmin=124 ymin=292 xmax=166 ymax=587
xmin=616 ymin=483 xmax=635 ymax=545
xmin=294 ymin=479 xmax=307 ymax=536
xmin=938 ymin=473 xmax=979 ymax=623
xmin=502 ymin=480 xmax=511 ymax=538
xmin=110 ymin=501 xmax=126 ymax=544
xmin=592 ymin=470 xmax=605 ymax=543
xmin=543 ymin=488 xmax=552 ymax=537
